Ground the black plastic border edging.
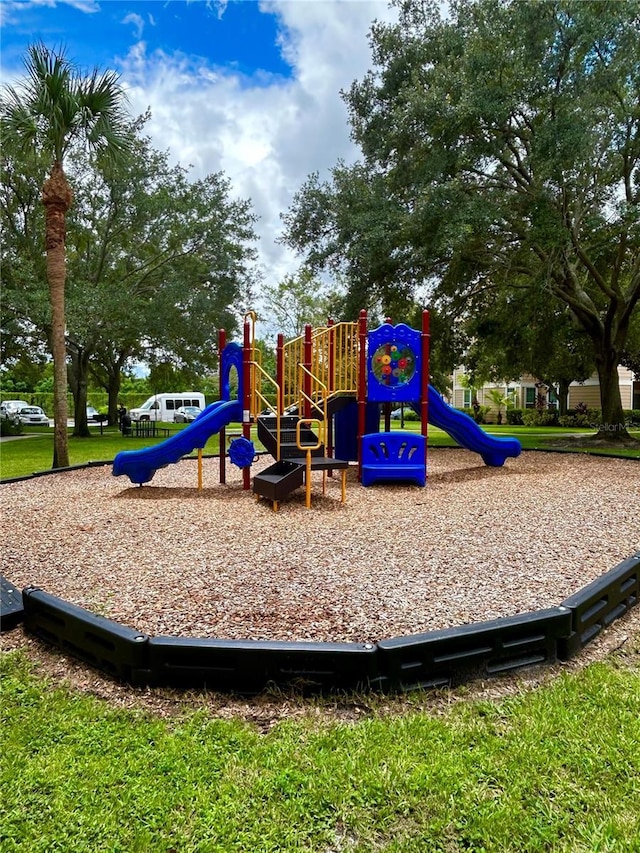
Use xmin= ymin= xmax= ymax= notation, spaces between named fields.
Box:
xmin=1 ymin=459 xmax=112 ymax=485
xmin=5 ymin=457 xmax=640 ymax=694
xmin=375 ymin=607 xmax=572 ymax=692
xmin=0 ymin=576 xmax=25 ymax=631
xmin=21 ymin=588 xmax=149 ymax=682
xmin=20 ymin=551 xmax=639 ymax=695
xmin=558 ymin=552 xmax=639 ymax=659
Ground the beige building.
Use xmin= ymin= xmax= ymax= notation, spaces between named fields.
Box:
xmin=451 ymin=365 xmax=639 ymax=422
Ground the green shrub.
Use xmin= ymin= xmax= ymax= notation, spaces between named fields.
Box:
xmin=475 ymin=405 xmax=491 ymax=424
xmin=559 ymin=408 xmax=602 ymax=428
xmin=506 ymin=408 xmax=524 ymax=425
xmin=402 ymin=408 xmax=420 ymax=422
xmin=522 ymin=409 xmax=559 ymax=427
xmin=454 ymin=407 xmax=475 ymax=419
xmin=0 ymin=418 xmax=23 ymax=436
xmin=454 ymin=405 xmax=490 ymax=424
xmin=559 ymin=413 xmax=590 ymax=428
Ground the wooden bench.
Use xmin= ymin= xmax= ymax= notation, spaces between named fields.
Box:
xmin=361 ymin=431 xmax=426 ymax=487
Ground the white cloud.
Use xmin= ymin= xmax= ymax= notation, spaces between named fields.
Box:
xmin=122 ymin=12 xmax=145 ymax=39
xmin=118 ymin=1 xmax=398 ymax=307
xmin=62 ymin=0 xmax=100 ymax=11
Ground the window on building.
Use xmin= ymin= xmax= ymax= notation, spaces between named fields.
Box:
xmin=525 ymin=387 xmax=536 ymax=409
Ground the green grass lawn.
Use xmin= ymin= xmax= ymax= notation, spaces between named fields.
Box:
xmin=1 ymin=421 xmax=638 ymax=481
xmin=2 ymin=422 xmax=639 ymax=850
xmin=0 ymin=422 xmax=266 ymax=481
xmin=394 ymin=421 xmax=640 ymax=458
xmin=2 ymin=649 xmax=639 ymax=852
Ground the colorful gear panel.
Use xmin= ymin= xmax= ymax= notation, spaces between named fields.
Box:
xmin=371 ymin=343 xmax=416 ymax=386
xmin=366 ymin=322 xmax=423 ymax=402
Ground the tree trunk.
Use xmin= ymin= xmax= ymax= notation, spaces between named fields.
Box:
xmin=69 ymin=344 xmax=91 ymax=437
xmin=107 ymin=370 xmax=123 ymax=426
xmin=43 ymin=162 xmax=73 ymax=469
xmin=557 ymin=379 xmax=570 ymax=416
xmin=595 ymin=352 xmax=630 ymax=440
xmin=92 ymin=351 xmax=129 ymax=425
xmin=107 ymin=352 xmax=130 ymax=425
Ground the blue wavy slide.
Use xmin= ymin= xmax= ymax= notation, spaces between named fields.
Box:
xmin=418 ymin=386 xmax=521 ymax=467
xmin=113 ymin=399 xmax=242 ymax=485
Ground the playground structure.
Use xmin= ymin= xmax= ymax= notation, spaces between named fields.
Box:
xmin=3 ymin=312 xmax=638 ymax=694
xmin=113 ymin=310 xmax=521 ymax=507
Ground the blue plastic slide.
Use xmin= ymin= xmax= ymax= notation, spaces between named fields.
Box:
xmin=418 ymin=386 xmax=521 ymax=467
xmin=113 ymin=399 xmax=242 ymax=485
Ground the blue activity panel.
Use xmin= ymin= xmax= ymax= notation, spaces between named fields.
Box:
xmin=367 ymin=322 xmax=422 ymax=403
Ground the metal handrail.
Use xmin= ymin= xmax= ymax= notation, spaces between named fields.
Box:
xmin=282 ymin=333 xmax=305 ymax=412
xmin=281 ymin=321 xmax=359 ymax=412
xmin=250 ymin=360 xmax=281 ymax=460
xmin=298 ymin=364 xmax=328 ymax=427
xmin=296 ymin=418 xmax=324 ymax=509
xmin=251 ymin=320 xmax=359 ymax=462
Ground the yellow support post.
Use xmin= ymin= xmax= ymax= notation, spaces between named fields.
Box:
xmin=197 ymin=449 xmax=203 ymax=490
xmin=305 ymin=449 xmax=312 ymax=509
xmin=296 ymin=418 xmax=323 ymax=510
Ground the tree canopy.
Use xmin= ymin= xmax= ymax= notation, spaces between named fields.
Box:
xmin=283 ymin=0 xmax=639 ymax=433
xmin=261 ymin=270 xmax=342 ymax=340
xmin=2 ymin=108 xmax=260 ymax=431
xmin=1 ymin=42 xmax=133 ymax=464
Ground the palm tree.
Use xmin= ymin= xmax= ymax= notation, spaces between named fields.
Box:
xmin=486 ymin=388 xmax=514 ymax=425
xmin=2 ymin=43 xmax=131 ymax=468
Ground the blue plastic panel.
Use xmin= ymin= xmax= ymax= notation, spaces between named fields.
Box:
xmin=367 ymin=323 xmax=422 ymax=403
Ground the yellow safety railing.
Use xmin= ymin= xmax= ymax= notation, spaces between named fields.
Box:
xmin=296 ymin=418 xmax=324 ymax=509
xmin=298 ymin=365 xmax=328 ymax=425
xmin=282 ymin=332 xmax=304 ymax=412
xmin=247 ymin=318 xmax=359 ymax=463
xmin=250 ymin=361 xmax=281 ymax=459
xmin=282 ymin=321 xmax=359 ymax=412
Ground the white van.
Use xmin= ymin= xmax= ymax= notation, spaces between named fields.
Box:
xmin=128 ymin=393 xmax=206 ymax=423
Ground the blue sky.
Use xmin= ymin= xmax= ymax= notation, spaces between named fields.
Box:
xmin=2 ymin=1 xmax=293 ymax=82
xmin=1 ymin=1 xmax=399 ymax=320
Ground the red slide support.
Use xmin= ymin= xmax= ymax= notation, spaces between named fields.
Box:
xmin=421 ymin=309 xmax=430 ymax=467
xmin=357 ymin=309 xmax=368 ymax=482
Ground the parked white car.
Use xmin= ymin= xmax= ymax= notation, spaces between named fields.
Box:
xmin=174 ymin=406 xmax=201 ymax=423
xmin=0 ymin=400 xmax=30 ymax=424
xmin=17 ymin=405 xmax=50 ymax=426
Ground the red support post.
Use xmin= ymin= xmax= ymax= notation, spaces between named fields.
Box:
xmin=328 ymin=318 xmax=335 ymax=396
xmin=219 ymin=328 xmax=226 ymax=485
xmin=303 ymin=323 xmax=312 ymax=420
xmin=327 ymin=319 xmax=335 ymax=459
xmin=276 ymin=333 xmax=284 ymax=415
xmin=421 ymin=309 xmax=430 ymax=470
xmin=357 ymin=309 xmax=368 ymax=482
xmin=384 ymin=317 xmax=392 ymax=431
xmin=242 ymin=319 xmax=252 ymax=490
